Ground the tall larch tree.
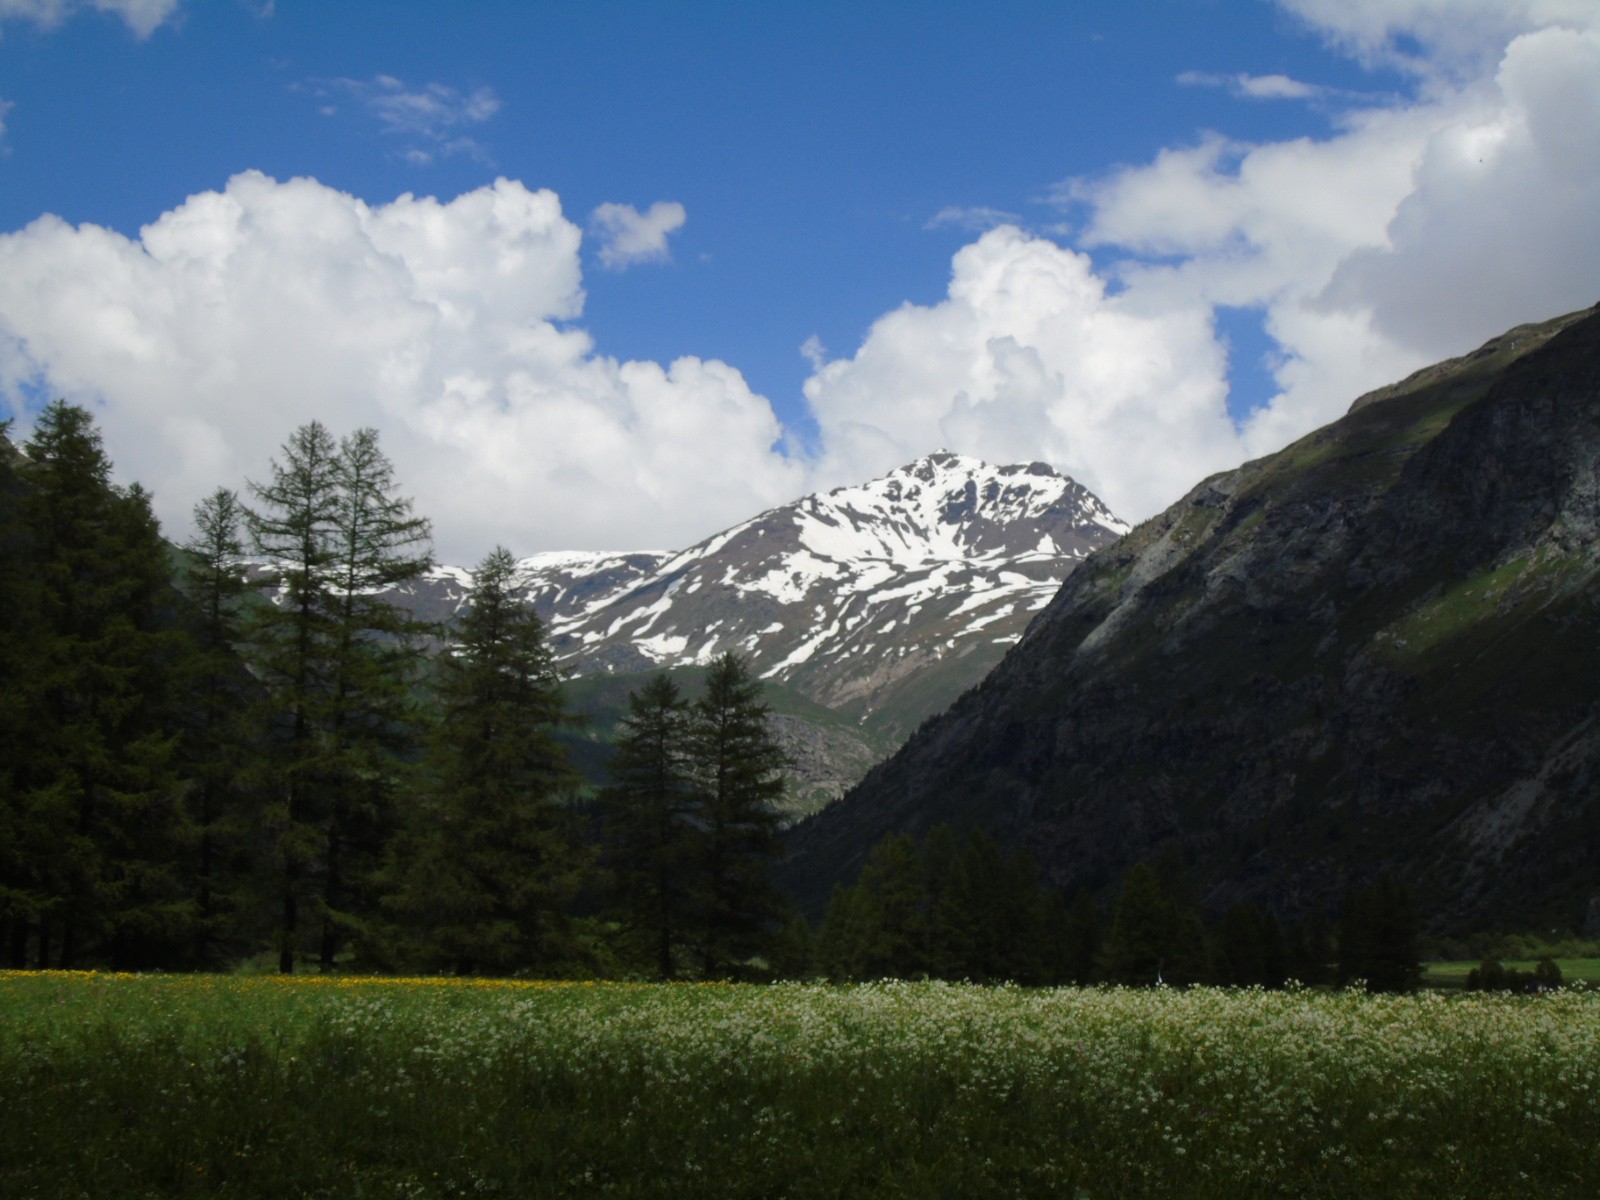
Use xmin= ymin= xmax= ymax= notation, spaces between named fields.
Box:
xmin=178 ymin=487 xmax=255 ymax=965
xmin=246 ymin=422 xmax=433 ymax=972
xmin=246 ymin=420 xmax=342 ymax=974
xmin=386 ymin=546 xmax=585 ymax=974
xmin=315 ymin=427 xmax=432 ymax=969
xmin=602 ymin=672 xmax=696 ymax=979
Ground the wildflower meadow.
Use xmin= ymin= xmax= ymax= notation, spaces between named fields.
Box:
xmin=2 ymin=971 xmax=1597 ymax=1198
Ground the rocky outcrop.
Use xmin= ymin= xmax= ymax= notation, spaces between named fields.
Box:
xmin=783 ymin=305 xmax=1600 ymax=933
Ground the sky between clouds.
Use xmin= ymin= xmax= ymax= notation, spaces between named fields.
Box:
xmin=0 ymin=0 xmax=1596 ymax=563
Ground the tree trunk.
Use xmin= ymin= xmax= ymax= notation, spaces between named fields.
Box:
xmin=278 ymin=883 xmax=297 ymax=974
xmin=319 ymin=828 xmax=341 ymax=971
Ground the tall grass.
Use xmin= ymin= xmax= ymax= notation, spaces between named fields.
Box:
xmin=3 ymin=971 xmax=1597 ymax=1198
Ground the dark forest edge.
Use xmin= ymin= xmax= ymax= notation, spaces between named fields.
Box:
xmin=0 ymin=402 xmax=1585 ymax=986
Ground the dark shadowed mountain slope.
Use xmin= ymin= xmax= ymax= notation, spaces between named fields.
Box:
xmin=782 ymin=305 xmax=1600 ymax=933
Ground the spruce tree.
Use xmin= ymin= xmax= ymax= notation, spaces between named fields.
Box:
xmin=686 ymin=652 xmax=787 ymax=978
xmin=1101 ymin=861 xmax=1205 ymax=986
xmin=1062 ymin=887 xmax=1102 ymax=985
xmin=1035 ymin=888 xmax=1076 ymax=986
xmin=1337 ymin=875 xmax=1421 ymax=993
xmin=0 ymin=423 xmax=40 ymax=966
xmin=922 ymin=823 xmax=975 ymax=978
xmin=15 ymin=403 xmax=190 ymax=968
xmin=1210 ymin=903 xmax=1256 ymax=986
xmin=767 ymin=912 xmax=816 ymax=980
xmin=602 ymin=672 xmax=695 ymax=979
xmin=956 ymin=830 xmax=1044 ymax=983
xmin=850 ymin=832 xmax=931 ymax=979
xmin=817 ymin=881 xmax=873 ymax=982
xmin=386 ymin=547 xmax=584 ymax=975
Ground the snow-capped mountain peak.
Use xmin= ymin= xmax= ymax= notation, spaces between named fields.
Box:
xmin=502 ymin=454 xmax=1128 ymax=737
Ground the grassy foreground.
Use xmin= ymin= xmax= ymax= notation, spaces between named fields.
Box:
xmin=2 ymin=973 xmax=1598 ymax=1199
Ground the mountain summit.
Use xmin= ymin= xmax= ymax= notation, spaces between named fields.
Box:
xmin=533 ymin=451 xmax=1125 ymax=732
xmin=391 ymin=453 xmax=1126 ymax=812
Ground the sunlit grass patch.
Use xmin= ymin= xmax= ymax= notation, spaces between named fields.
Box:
xmin=2 ymin=972 xmax=1598 ymax=1198
xmin=1426 ymin=958 xmax=1600 ymax=986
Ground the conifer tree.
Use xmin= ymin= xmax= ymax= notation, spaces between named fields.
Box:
xmin=0 ymin=423 xmax=39 ymax=966
xmin=246 ymin=423 xmax=432 ymax=971
xmin=602 ymin=672 xmax=695 ymax=979
xmin=1061 ymin=887 xmax=1102 ymax=985
xmin=178 ymin=487 xmax=255 ymax=965
xmin=686 ymin=652 xmax=787 ymax=977
xmin=1035 ymin=888 xmax=1077 ymax=985
xmin=1100 ymin=861 xmax=1206 ymax=986
xmin=956 ymin=830 xmax=1045 ymax=983
xmin=315 ymin=428 xmax=432 ymax=968
xmin=385 ymin=546 xmax=583 ymax=974
xmin=767 ymin=912 xmax=817 ymax=980
xmin=1337 ymin=875 xmax=1421 ymax=993
xmin=922 ymin=823 xmax=975 ymax=977
xmin=817 ymin=881 xmax=874 ymax=981
xmin=15 ymin=402 xmax=190 ymax=967
xmin=849 ymin=832 xmax=930 ymax=979
xmin=246 ymin=420 xmax=341 ymax=973
xmin=1211 ymin=902 xmax=1268 ymax=986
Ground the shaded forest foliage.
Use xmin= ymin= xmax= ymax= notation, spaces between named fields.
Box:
xmin=0 ymin=404 xmax=790 ymax=978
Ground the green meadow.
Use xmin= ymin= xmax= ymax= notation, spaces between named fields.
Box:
xmin=3 ymin=971 xmax=1598 ymax=1199
xmin=1424 ymin=958 xmax=1600 ymax=987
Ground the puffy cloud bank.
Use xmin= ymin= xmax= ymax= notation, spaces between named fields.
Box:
xmin=0 ymin=174 xmax=802 ymax=561
xmin=1 ymin=1 xmax=1595 ymax=559
xmin=803 ymin=0 xmax=1599 ymax=513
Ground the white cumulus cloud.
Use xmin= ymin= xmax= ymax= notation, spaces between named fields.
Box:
xmin=589 ymin=201 xmax=687 ymax=270
xmin=801 ymin=226 xmax=1243 ymax=522
xmin=0 ymin=173 xmax=802 ymax=562
xmin=1041 ymin=0 xmax=1600 ymax=473
xmin=2 ymin=0 xmax=1595 ymax=562
xmin=1279 ymin=0 xmax=1598 ymax=75
xmin=798 ymin=0 xmax=1600 ymax=526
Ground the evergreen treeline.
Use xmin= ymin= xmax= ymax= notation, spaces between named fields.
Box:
xmin=0 ymin=402 xmax=1433 ymax=989
xmin=600 ymin=660 xmax=788 ymax=979
xmin=1 ymin=404 xmax=792 ymax=977
xmin=807 ymin=829 xmax=1421 ymax=992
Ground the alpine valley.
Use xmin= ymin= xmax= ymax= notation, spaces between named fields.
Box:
xmin=389 ymin=452 xmax=1128 ymax=817
xmin=782 ymin=305 xmax=1600 ymax=935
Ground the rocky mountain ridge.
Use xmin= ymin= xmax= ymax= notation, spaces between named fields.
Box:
xmin=782 ymin=305 xmax=1600 ymax=930
xmin=402 ymin=452 xmax=1126 ymax=742
xmin=389 ymin=452 xmax=1127 ymax=814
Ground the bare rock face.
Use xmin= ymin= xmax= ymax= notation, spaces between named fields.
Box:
xmin=783 ymin=305 xmax=1600 ymax=932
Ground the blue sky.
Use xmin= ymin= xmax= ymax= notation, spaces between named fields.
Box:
xmin=1 ymin=1 xmax=1596 ymax=560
